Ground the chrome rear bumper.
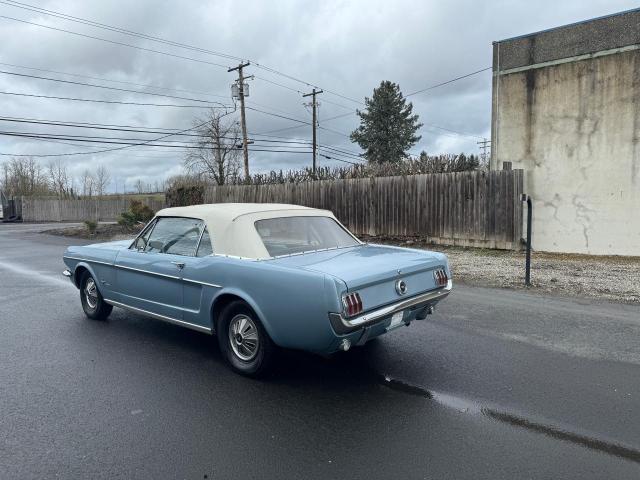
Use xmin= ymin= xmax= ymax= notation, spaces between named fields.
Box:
xmin=329 ymin=280 xmax=452 ymax=334
xmin=62 ymin=268 xmax=72 ymax=277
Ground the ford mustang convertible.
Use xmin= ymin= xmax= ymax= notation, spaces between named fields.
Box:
xmin=63 ymin=203 xmax=452 ymax=376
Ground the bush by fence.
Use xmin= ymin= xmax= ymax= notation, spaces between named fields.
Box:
xmin=202 ymin=170 xmax=524 ymax=250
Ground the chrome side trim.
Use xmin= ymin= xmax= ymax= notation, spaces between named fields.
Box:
xmin=114 ymin=263 xmax=180 ymax=280
xmin=270 ymin=244 xmax=358 ymax=259
xmin=182 ymin=277 xmax=222 ymax=288
xmin=118 ymin=293 xmax=199 ymax=314
xmin=329 ymin=280 xmax=453 ymax=334
xmin=193 ymin=223 xmax=207 ymax=256
xmin=67 ymin=257 xmax=221 ymax=287
xmin=63 ymin=256 xmax=112 ymax=266
xmin=103 ymin=298 xmax=212 ymax=334
xmin=212 ymin=253 xmax=259 ymax=261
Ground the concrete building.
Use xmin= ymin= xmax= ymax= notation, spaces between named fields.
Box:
xmin=491 ymin=9 xmax=639 ymax=256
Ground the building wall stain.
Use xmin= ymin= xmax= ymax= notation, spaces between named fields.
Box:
xmin=492 ymin=48 xmax=640 ymax=255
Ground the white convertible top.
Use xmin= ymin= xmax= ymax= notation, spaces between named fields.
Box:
xmin=155 ymin=203 xmax=341 ymax=259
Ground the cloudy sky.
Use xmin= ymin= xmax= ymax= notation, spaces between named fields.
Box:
xmin=0 ymin=0 xmax=637 ymax=192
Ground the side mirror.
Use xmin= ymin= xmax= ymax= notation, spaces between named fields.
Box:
xmin=148 ymin=240 xmax=164 ymax=252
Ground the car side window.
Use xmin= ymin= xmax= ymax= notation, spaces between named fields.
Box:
xmin=145 ymin=217 xmax=203 ymax=256
xmin=196 ymin=227 xmax=213 ymax=257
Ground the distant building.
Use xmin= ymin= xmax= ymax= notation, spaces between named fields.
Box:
xmin=491 ymin=8 xmax=640 ymax=255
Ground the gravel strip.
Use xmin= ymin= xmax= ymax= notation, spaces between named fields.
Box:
xmin=361 ymin=236 xmax=640 ymax=304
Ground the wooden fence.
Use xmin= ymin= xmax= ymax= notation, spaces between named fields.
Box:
xmin=20 ymin=196 xmax=165 ymax=222
xmin=204 ymin=170 xmax=524 ymax=249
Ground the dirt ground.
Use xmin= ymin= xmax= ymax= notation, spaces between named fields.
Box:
xmin=361 ymin=235 xmax=640 ymax=304
xmin=45 ymin=224 xmax=639 ymax=304
xmin=45 ymin=223 xmax=142 ymax=241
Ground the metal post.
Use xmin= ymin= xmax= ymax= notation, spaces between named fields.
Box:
xmin=521 ymin=194 xmax=532 ymax=286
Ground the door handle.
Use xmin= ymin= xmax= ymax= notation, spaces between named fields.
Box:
xmin=171 ymin=261 xmax=185 ymax=270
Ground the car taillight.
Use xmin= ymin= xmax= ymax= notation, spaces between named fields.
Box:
xmin=434 ymin=268 xmax=448 ymax=287
xmin=342 ymin=292 xmax=363 ymax=317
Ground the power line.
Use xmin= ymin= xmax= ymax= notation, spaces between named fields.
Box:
xmin=317 ymin=152 xmax=361 ymax=166
xmin=247 ymin=106 xmax=352 ymax=139
xmin=0 ymin=0 xmax=363 ymax=106
xmin=316 ymin=144 xmax=363 ymax=160
xmin=253 ymin=123 xmax=308 ymax=136
xmin=0 ymin=69 xmax=228 ymax=106
xmin=245 ymin=106 xmax=312 ymax=126
xmin=0 ymin=2 xmax=492 ymax=150
xmin=318 ymin=125 xmax=350 ymax=139
xmin=0 ymin=61 xmax=231 ymax=100
xmin=17 ymin=134 xmax=192 ymax=157
xmin=0 ymin=90 xmax=227 ymax=108
xmin=250 ymin=130 xmax=363 ymax=158
xmin=422 ymin=123 xmax=486 ymax=140
xmin=0 ymin=117 xmax=212 ymax=157
xmin=253 ymin=76 xmax=304 ymax=95
xmin=322 ymin=111 xmax=356 ymax=122
xmin=0 ymin=132 xmax=315 ymax=156
xmin=1 ymin=1 xmax=491 ymax=132
xmin=0 ymin=117 xmax=364 ymax=158
xmin=405 ymin=67 xmax=491 ymax=96
xmin=0 ymin=14 xmax=231 ymax=69
xmin=0 ymin=0 xmax=242 ymax=61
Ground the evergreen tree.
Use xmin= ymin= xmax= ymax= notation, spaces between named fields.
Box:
xmin=351 ymin=81 xmax=422 ymax=164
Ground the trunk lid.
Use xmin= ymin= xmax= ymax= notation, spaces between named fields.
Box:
xmin=269 ymin=244 xmax=448 ymax=311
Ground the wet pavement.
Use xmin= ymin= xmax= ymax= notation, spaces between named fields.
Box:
xmin=1 ymin=223 xmax=639 ymax=479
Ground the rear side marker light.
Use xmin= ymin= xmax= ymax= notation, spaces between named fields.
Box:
xmin=343 ymin=292 xmax=363 ymax=317
xmin=434 ymin=268 xmax=448 ymax=287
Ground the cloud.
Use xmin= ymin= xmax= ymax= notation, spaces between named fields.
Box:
xmin=0 ymin=0 xmax=636 ymax=191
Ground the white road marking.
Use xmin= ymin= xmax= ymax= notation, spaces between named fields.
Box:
xmin=0 ymin=258 xmax=72 ymax=287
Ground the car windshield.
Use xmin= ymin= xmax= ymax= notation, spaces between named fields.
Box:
xmin=255 ymin=216 xmax=359 ymax=257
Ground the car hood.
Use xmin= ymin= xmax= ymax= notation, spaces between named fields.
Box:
xmin=87 ymin=239 xmax=133 ymax=249
xmin=268 ymin=244 xmax=447 ymax=288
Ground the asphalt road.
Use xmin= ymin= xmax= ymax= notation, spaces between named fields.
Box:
xmin=1 ymin=223 xmax=639 ymax=479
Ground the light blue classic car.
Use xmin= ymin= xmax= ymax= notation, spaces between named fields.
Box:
xmin=63 ymin=203 xmax=452 ymax=376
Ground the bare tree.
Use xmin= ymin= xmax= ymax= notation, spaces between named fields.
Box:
xmin=94 ymin=164 xmax=111 ymax=196
xmin=184 ymin=109 xmax=242 ymax=185
xmin=0 ymin=157 xmax=50 ymax=196
xmin=134 ymin=179 xmax=145 ymax=194
xmin=47 ymin=159 xmax=71 ymax=197
xmin=81 ymin=170 xmax=95 ymax=197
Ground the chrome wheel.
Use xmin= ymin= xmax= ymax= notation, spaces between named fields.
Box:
xmin=228 ymin=314 xmax=259 ymax=361
xmin=84 ymin=278 xmax=98 ymax=309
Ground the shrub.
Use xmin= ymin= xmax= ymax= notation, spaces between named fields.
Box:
xmin=129 ymin=200 xmax=154 ymax=222
xmin=83 ymin=220 xmax=97 ymax=234
xmin=117 ymin=211 xmax=137 ymax=227
xmin=117 ymin=200 xmax=155 ymax=227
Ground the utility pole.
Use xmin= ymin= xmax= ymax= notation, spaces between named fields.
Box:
xmin=303 ymin=88 xmax=323 ymax=174
xmin=477 ymin=138 xmax=491 ymax=165
xmin=229 ymin=61 xmax=251 ymax=178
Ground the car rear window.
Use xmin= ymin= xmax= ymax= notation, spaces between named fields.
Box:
xmin=255 ymin=216 xmax=359 ymax=257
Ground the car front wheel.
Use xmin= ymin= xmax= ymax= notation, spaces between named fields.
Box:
xmin=217 ymin=300 xmax=275 ymax=377
xmin=80 ymin=271 xmax=113 ymax=320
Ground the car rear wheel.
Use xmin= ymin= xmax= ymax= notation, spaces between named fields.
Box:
xmin=80 ymin=271 xmax=113 ymax=320
xmin=217 ymin=300 xmax=275 ymax=377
